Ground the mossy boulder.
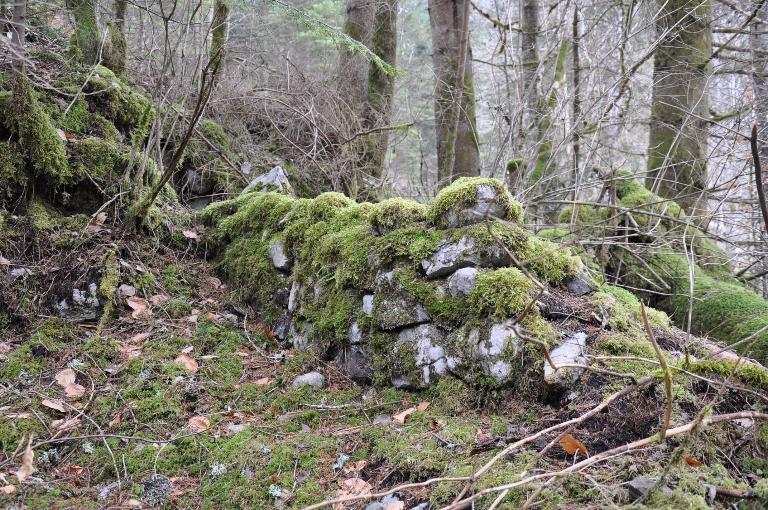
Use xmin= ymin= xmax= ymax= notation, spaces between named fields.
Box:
xmin=428 ymin=177 xmax=524 ymax=229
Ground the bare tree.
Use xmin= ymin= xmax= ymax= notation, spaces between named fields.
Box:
xmin=429 ymin=0 xmax=480 ymax=184
xmin=339 ymin=0 xmax=374 ymax=117
xmin=647 ymin=0 xmax=712 ymax=215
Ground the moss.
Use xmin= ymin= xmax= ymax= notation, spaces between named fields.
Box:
xmin=97 ymin=248 xmax=120 ymax=330
xmin=167 ymin=298 xmax=193 ymax=318
xmin=558 ymin=204 xmax=597 ymax=224
xmin=393 ymin=268 xmax=466 ymax=326
xmin=755 ymin=478 xmax=768 ymax=500
xmin=162 ymin=266 xmax=190 ymax=297
xmin=370 ymin=197 xmax=427 ymax=233
xmin=428 ymin=177 xmax=524 ymax=228
xmin=0 ymin=141 xmax=26 ymax=205
xmin=521 ymin=236 xmax=581 ymax=284
xmin=69 ymin=137 xmax=125 ymax=180
xmin=593 ymin=284 xmax=670 ymax=332
xmin=468 ymin=268 xmax=535 ymax=320
xmin=9 ymin=73 xmax=71 ymax=188
xmin=687 ymin=359 xmax=768 ymax=390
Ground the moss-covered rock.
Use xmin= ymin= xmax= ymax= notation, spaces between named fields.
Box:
xmin=428 ymin=176 xmax=524 ymax=228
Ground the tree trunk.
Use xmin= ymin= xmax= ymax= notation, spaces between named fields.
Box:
xmin=752 ymin=0 xmax=768 ymax=178
xmin=65 ymin=0 xmax=102 ymax=64
xmin=365 ymin=0 xmax=398 ymax=179
xmin=339 ymin=0 xmax=374 ymax=117
xmin=10 ymin=0 xmax=26 ymax=72
xmin=106 ymin=0 xmax=128 ymax=74
xmin=647 ymin=0 xmax=711 ymax=216
xmin=428 ymin=0 xmax=480 ymax=185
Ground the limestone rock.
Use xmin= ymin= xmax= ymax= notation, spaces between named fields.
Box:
xmin=447 ymin=321 xmax=522 ymax=386
xmin=117 ymin=284 xmax=136 ymax=298
xmin=563 ymin=270 xmax=596 ymax=297
xmin=242 ymin=165 xmax=293 ymax=195
xmin=290 ymin=322 xmax=314 ymax=350
xmin=335 ymin=346 xmax=373 ymax=383
xmin=373 ymin=292 xmax=430 ymax=330
xmin=55 ymin=282 xmax=101 ymax=322
xmin=447 ymin=267 xmax=478 ymax=297
xmin=362 ymin=294 xmax=374 ymax=316
xmin=348 ymin=321 xmax=363 ymax=344
xmin=268 ymin=239 xmax=292 ymax=271
xmin=544 ymin=332 xmax=588 ymax=387
xmin=422 ymin=236 xmax=509 ymax=278
xmin=292 ymin=371 xmax=325 ymax=389
xmin=396 ymin=324 xmax=448 ymax=386
xmin=443 ymin=183 xmax=509 ymax=228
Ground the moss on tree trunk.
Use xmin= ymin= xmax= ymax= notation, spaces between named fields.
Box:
xmin=66 ymin=0 xmax=102 ymax=64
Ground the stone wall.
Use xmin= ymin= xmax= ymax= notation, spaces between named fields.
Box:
xmin=201 ymin=171 xmax=661 ymax=392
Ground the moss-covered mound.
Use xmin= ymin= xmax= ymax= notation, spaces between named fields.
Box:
xmin=200 ymin=176 xmax=697 ymax=392
xmin=558 ymin=171 xmax=768 ymax=362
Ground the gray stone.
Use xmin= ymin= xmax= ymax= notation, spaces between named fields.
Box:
xmin=447 ymin=267 xmax=479 ymax=297
xmin=242 ymin=165 xmax=293 ymax=195
xmin=290 ymin=322 xmax=314 ymax=350
xmin=365 ymin=495 xmax=403 ymax=510
xmin=117 ymin=284 xmax=136 ymax=298
xmin=446 ymin=321 xmax=522 ymax=386
xmin=55 ymin=282 xmax=101 ymax=322
xmin=626 ymin=477 xmax=669 ymax=500
xmin=421 ymin=236 xmax=509 ymax=278
xmin=141 ymin=474 xmax=172 ymax=507
xmin=373 ymin=293 xmax=430 ymax=330
xmin=362 ymin=294 xmax=374 ymax=316
xmin=272 ymin=312 xmax=291 ymax=341
xmin=544 ymin=332 xmax=588 ymax=387
xmin=396 ymin=324 xmax=448 ymax=386
xmin=563 ymin=271 xmax=596 ymax=296
xmin=440 ymin=184 xmax=508 ymax=228
xmin=292 ymin=371 xmax=325 ymax=389
xmin=348 ymin=321 xmax=363 ymax=344
xmin=268 ymin=239 xmax=292 ymax=271
xmin=288 ymin=281 xmax=301 ymax=312
xmin=335 ymin=346 xmax=372 ymax=383
xmin=8 ymin=267 xmax=33 ymax=281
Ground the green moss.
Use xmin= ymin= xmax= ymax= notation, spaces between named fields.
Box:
xmin=468 ymin=268 xmax=535 ymax=320
xmin=167 ymin=298 xmax=193 ymax=318
xmin=0 ymin=141 xmax=26 ymax=205
xmin=370 ymin=197 xmax=427 ymax=233
xmin=97 ymin=248 xmax=120 ymax=330
xmin=558 ymin=204 xmax=597 ymax=224
xmin=428 ymin=177 xmax=524 ymax=228
xmin=521 ymin=236 xmax=581 ymax=284
xmin=593 ymin=284 xmax=670 ymax=332
xmin=69 ymin=137 xmax=125 ymax=180
xmin=687 ymin=359 xmax=768 ymax=390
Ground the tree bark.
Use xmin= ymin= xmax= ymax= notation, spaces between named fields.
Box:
xmin=106 ymin=0 xmax=128 ymax=74
xmin=10 ymin=0 xmax=26 ymax=72
xmin=647 ymin=0 xmax=712 ymax=216
xmin=428 ymin=0 xmax=480 ymax=185
xmin=752 ymin=0 xmax=768 ymax=187
xmin=339 ymin=0 xmax=374 ymax=117
xmin=365 ymin=0 xmax=398 ymax=179
xmin=65 ymin=0 xmax=102 ymax=64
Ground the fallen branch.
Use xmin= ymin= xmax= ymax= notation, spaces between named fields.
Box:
xmin=641 ymin=303 xmax=672 ymax=439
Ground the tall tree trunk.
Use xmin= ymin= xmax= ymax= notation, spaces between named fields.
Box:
xmin=428 ymin=0 xmax=480 ymax=185
xmin=10 ymin=0 xmax=26 ymax=73
xmin=65 ymin=0 xmax=102 ymax=64
xmin=753 ymin=0 xmax=768 ymax=177
xmin=339 ymin=0 xmax=374 ymax=117
xmin=106 ymin=0 xmax=128 ymax=74
xmin=365 ymin=0 xmax=398 ymax=179
xmin=647 ymin=0 xmax=711 ymax=216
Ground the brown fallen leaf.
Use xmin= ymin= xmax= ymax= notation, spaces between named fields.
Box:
xmin=0 ymin=341 xmax=12 ymax=354
xmin=129 ymin=332 xmax=151 ymax=342
xmin=52 ymin=417 xmax=81 ymax=432
xmin=54 ymin=368 xmax=86 ymax=399
xmin=93 ymin=212 xmax=108 ymax=225
xmin=149 ymin=294 xmax=170 ymax=306
xmin=126 ymin=296 xmax=152 ymax=318
xmin=384 ymin=501 xmax=405 ymax=510
xmin=339 ymin=477 xmax=372 ymax=495
xmin=685 ymin=456 xmax=704 ymax=467
xmin=559 ymin=433 xmax=589 ymax=457
xmin=175 ymin=353 xmax=199 ymax=374
xmin=417 ymin=401 xmax=431 ymax=412
xmin=188 ymin=416 xmax=211 ymax=433
xmin=119 ymin=344 xmax=143 ymax=358
xmin=41 ymin=399 xmax=67 ymax=413
xmin=182 ymin=229 xmax=199 ymax=239
xmin=0 ymin=255 xmax=9 ymax=268
xmin=0 ymin=485 xmax=16 ymax=494
xmin=392 ymin=407 xmax=417 ymax=425
xmin=15 ymin=434 xmax=35 ymax=482
xmin=475 ymin=428 xmax=494 ymax=445
xmin=255 ymin=377 xmax=274 ymax=386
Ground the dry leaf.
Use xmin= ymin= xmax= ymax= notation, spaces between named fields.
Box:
xmin=175 ymin=353 xmax=199 ymax=373
xmin=475 ymin=428 xmax=494 ymax=445
xmin=0 ymin=485 xmax=16 ymax=495
xmin=0 ymin=255 xmax=10 ymax=269
xmin=182 ymin=229 xmax=199 ymax=239
xmin=126 ymin=296 xmax=151 ymax=318
xmin=417 ymin=401 xmax=430 ymax=412
xmin=41 ymin=399 xmax=67 ymax=413
xmin=188 ymin=416 xmax=210 ymax=433
xmin=0 ymin=341 xmax=12 ymax=354
xmin=54 ymin=369 xmax=86 ymax=399
xmin=255 ymin=377 xmax=274 ymax=386
xmin=129 ymin=332 xmax=152 ymax=342
xmin=119 ymin=344 xmax=143 ymax=358
xmin=559 ymin=433 xmax=589 ymax=457
xmin=52 ymin=417 xmax=81 ymax=432
xmin=126 ymin=499 xmax=143 ymax=508
xmin=384 ymin=501 xmax=405 ymax=510
xmin=150 ymin=294 xmax=170 ymax=306
xmin=685 ymin=456 xmax=704 ymax=467
xmin=94 ymin=212 xmax=108 ymax=225
xmin=6 ymin=412 xmax=32 ymax=419
xmin=392 ymin=407 xmax=417 ymax=425
xmin=55 ymin=128 xmax=68 ymax=142
xmin=15 ymin=435 xmax=35 ymax=482
xmin=339 ymin=477 xmax=372 ymax=495
xmin=108 ymin=411 xmax=124 ymax=429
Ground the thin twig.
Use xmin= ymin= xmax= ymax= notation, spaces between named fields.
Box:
xmin=641 ymin=303 xmax=672 ymax=440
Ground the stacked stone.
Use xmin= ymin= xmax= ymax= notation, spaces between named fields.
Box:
xmin=213 ymin=169 xmax=595 ymax=391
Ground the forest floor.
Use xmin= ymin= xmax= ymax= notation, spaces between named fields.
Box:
xmin=0 ymin=213 xmax=767 ymax=510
